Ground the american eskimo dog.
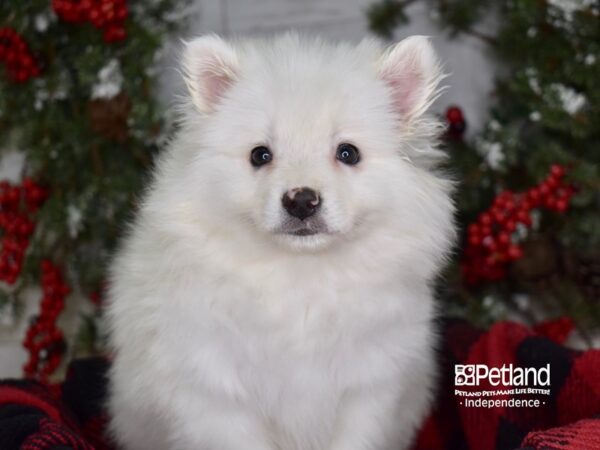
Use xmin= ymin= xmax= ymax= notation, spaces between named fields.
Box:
xmin=107 ymin=34 xmax=454 ymax=450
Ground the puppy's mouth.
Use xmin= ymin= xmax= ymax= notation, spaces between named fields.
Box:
xmin=275 ymin=216 xmax=328 ymax=237
xmin=290 ymin=228 xmax=319 ymax=236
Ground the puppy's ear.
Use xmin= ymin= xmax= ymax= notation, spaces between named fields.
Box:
xmin=377 ymin=36 xmax=444 ymax=121
xmin=182 ymin=35 xmax=239 ymax=113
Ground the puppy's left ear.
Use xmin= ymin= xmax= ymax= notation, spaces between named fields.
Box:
xmin=377 ymin=36 xmax=444 ymax=121
xmin=182 ymin=35 xmax=239 ymax=113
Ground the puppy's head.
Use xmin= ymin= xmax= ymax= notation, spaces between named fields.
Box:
xmin=175 ymin=34 xmax=451 ymax=256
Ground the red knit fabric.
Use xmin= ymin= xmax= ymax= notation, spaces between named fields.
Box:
xmin=0 ymin=385 xmax=64 ymax=423
xmin=22 ymin=417 xmax=94 ymax=450
xmin=522 ymin=418 xmax=600 ymax=450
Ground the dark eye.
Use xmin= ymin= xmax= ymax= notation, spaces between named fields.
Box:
xmin=336 ymin=143 xmax=360 ymax=165
xmin=250 ymin=146 xmax=273 ymax=167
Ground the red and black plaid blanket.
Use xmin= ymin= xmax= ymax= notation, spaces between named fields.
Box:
xmin=1 ymin=320 xmax=599 ymax=450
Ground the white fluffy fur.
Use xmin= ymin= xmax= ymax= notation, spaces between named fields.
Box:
xmin=107 ymin=34 xmax=455 ymax=450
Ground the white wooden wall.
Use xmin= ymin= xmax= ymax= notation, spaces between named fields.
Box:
xmin=165 ymin=0 xmax=496 ymax=131
xmin=0 ymin=0 xmax=495 ymax=378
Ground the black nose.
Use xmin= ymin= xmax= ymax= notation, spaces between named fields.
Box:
xmin=282 ymin=187 xmax=321 ymax=220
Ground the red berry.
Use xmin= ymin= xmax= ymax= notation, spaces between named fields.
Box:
xmin=504 ymin=199 xmax=516 ymax=212
xmin=497 ymin=232 xmax=511 ymax=247
xmin=516 ymin=209 xmax=532 ymax=226
xmin=80 ymin=0 xmax=93 ymax=13
xmin=467 ymin=223 xmax=480 ymax=236
xmin=7 ymin=186 xmax=20 ymax=204
xmin=481 ymin=225 xmax=492 ymax=237
xmin=539 ymin=183 xmax=551 ymax=197
xmin=485 ymin=239 xmax=498 ymax=253
xmin=550 ymin=164 xmax=565 ymax=179
xmin=479 ymin=213 xmax=492 ymax=226
xmin=507 ymin=245 xmax=523 ymax=260
xmin=519 ymin=199 xmax=532 ymax=212
xmin=445 ymin=106 xmax=464 ymax=124
xmin=103 ymin=24 xmax=127 ymax=43
xmin=116 ymin=4 xmax=128 ymax=20
xmin=545 ymin=176 xmax=559 ymax=190
xmin=493 ymin=196 xmax=506 ymax=209
xmin=555 ymin=199 xmax=568 ymax=212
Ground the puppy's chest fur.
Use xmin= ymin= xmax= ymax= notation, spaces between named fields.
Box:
xmin=154 ymin=267 xmax=418 ymax=449
xmin=164 ymin=261 xmax=424 ymax=425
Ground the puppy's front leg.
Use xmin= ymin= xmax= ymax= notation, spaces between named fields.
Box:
xmin=169 ymin=395 xmax=277 ymax=450
xmin=328 ymin=385 xmax=417 ymax=450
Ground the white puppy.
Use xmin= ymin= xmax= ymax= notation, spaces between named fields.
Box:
xmin=107 ymin=34 xmax=455 ymax=450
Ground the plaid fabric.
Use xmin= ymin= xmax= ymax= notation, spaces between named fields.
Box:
xmin=0 ymin=359 xmax=111 ymax=450
xmin=0 ymin=320 xmax=598 ymax=450
xmin=413 ymin=319 xmax=600 ymax=450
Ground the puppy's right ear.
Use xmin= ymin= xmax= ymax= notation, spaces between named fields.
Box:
xmin=377 ymin=36 xmax=443 ymax=122
xmin=182 ymin=35 xmax=239 ymax=113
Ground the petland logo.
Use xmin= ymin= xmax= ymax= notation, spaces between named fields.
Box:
xmin=454 ymin=364 xmax=551 ymax=408
xmin=455 ymin=364 xmax=550 ymax=387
